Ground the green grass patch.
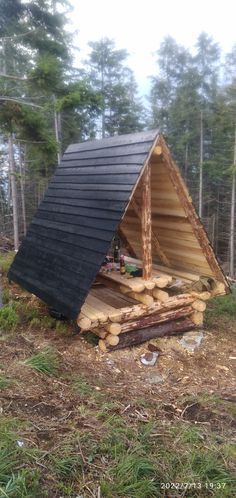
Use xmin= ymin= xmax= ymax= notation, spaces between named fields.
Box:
xmin=94 ymin=412 xmax=236 ymax=498
xmin=97 ymin=401 xmax=121 ymax=419
xmin=0 ymin=252 xmax=15 ymax=275
xmin=15 ymin=302 xmax=41 ymax=323
xmin=55 ymin=321 xmax=69 ymax=335
xmin=101 ymin=453 xmax=159 ymax=498
xmin=72 ymin=374 xmax=95 ymax=397
xmin=0 ymin=417 xmax=41 ymax=497
xmin=23 ymin=348 xmax=59 ymax=376
xmin=50 ymin=440 xmax=83 ymax=481
xmin=28 ymin=317 xmax=41 ymax=330
xmin=0 ymin=375 xmax=12 ymax=390
xmin=39 ymin=316 xmax=57 ymax=329
xmin=0 ymin=304 xmax=19 ymax=334
xmin=205 ymin=291 xmax=236 ymax=326
xmin=2 ymin=288 xmax=11 ymax=305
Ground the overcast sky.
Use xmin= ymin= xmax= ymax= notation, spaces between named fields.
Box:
xmin=70 ymin=0 xmax=236 ymax=95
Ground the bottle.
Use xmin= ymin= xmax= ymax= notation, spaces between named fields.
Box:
xmin=113 ymin=244 xmax=120 ymax=263
xmin=113 ymin=236 xmax=120 ymax=263
xmin=120 ymin=255 xmax=126 ymax=275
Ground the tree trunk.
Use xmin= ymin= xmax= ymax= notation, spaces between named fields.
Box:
xmin=8 ymin=134 xmax=19 ymax=251
xmin=199 ymin=110 xmax=203 ymax=218
xmin=229 ymin=124 xmax=236 ymax=278
xmin=18 ymin=143 xmax=26 ymax=236
xmin=53 ymin=96 xmax=61 ymax=165
xmin=184 ymin=142 xmax=188 ymax=181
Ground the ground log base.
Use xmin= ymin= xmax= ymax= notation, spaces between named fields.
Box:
xmin=105 ymin=317 xmax=198 ymax=351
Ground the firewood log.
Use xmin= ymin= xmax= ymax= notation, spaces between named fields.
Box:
xmin=191 ymin=291 xmax=211 ymax=301
xmin=192 ymin=300 xmax=206 ymax=312
xmin=107 ymin=317 xmax=197 ymax=351
xmin=77 ymin=314 xmax=92 ymax=330
xmin=106 ymin=334 xmax=120 ymax=346
xmin=121 ymin=289 xmax=154 ymax=306
xmin=211 ymin=282 xmax=226 ymax=296
xmin=191 ymin=311 xmax=204 ymax=325
xmin=105 ymin=322 xmax=121 ymax=335
xmin=120 ymin=305 xmax=193 ymax=334
xmin=152 ymin=289 xmax=169 ymax=302
xmin=153 ymin=276 xmax=170 ymax=288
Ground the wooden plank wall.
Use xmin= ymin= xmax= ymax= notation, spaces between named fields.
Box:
xmin=120 ymin=156 xmax=215 ymax=277
xmin=150 ymin=158 xmax=214 ymax=276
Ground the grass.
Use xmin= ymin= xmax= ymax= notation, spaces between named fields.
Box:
xmin=205 ymin=289 xmax=236 ymax=326
xmin=0 ymin=418 xmax=41 ymax=498
xmin=49 ymin=439 xmax=83 ymax=481
xmin=0 ymin=252 xmax=15 ymax=274
xmin=93 ymin=413 xmax=236 ymax=498
xmin=2 ymin=288 xmax=11 ymax=305
xmin=101 ymin=453 xmax=159 ymax=498
xmin=23 ymin=348 xmax=59 ymax=376
xmin=72 ymin=374 xmax=95 ymax=397
xmin=0 ymin=304 xmax=19 ymax=334
xmin=0 ymin=412 xmax=234 ymax=498
xmin=0 ymin=375 xmax=12 ymax=390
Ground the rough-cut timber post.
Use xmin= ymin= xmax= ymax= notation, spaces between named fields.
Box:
xmin=107 ymin=317 xmax=197 ymax=351
xmin=141 ymin=163 xmax=152 ymax=280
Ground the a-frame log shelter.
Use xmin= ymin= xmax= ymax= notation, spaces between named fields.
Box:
xmin=9 ymin=130 xmax=228 ymax=350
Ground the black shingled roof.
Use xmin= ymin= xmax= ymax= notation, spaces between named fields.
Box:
xmin=8 ymin=130 xmax=159 ymax=318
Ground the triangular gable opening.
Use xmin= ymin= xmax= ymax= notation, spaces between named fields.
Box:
xmin=119 ymin=135 xmax=227 ymax=285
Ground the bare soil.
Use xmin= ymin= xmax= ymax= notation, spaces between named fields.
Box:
xmin=0 ymin=277 xmax=236 ymax=497
xmin=1 ymin=282 xmax=236 ymax=440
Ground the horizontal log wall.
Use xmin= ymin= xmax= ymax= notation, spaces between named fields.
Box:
xmin=106 ymin=317 xmax=197 ymax=351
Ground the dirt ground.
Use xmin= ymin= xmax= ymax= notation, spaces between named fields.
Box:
xmin=1 ymin=282 xmax=236 ymax=438
xmin=0 ymin=276 xmax=236 ymax=497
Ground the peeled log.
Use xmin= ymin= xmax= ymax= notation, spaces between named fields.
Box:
xmin=127 ymin=291 xmax=154 ymax=306
xmin=77 ymin=315 xmax=91 ymax=331
xmin=192 ymin=299 xmax=206 ymax=312
xmin=105 ymin=322 xmax=121 ymax=335
xmin=153 ymin=289 xmax=169 ymax=302
xmin=141 ymin=163 xmax=152 ymax=280
xmin=87 ymin=294 xmax=123 ymax=322
xmin=106 ymin=334 xmax=120 ymax=346
xmin=153 ymin=276 xmax=170 ymax=288
xmin=107 ymin=317 xmax=197 ymax=351
xmin=191 ymin=291 xmax=211 ymax=301
xmin=120 ymin=305 xmax=193 ymax=334
xmin=191 ymin=311 xmax=204 ymax=325
xmin=98 ymin=271 xmax=145 ymax=293
xmin=82 ymin=303 xmax=107 ymax=323
xmin=134 ymin=277 xmax=155 ymax=290
xmin=211 ymin=282 xmax=226 ymax=296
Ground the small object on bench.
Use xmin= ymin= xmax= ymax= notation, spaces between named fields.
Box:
xmin=130 ymin=268 xmax=143 ymax=277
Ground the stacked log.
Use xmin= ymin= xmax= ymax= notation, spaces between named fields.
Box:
xmin=76 ymin=257 xmax=226 ymax=352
